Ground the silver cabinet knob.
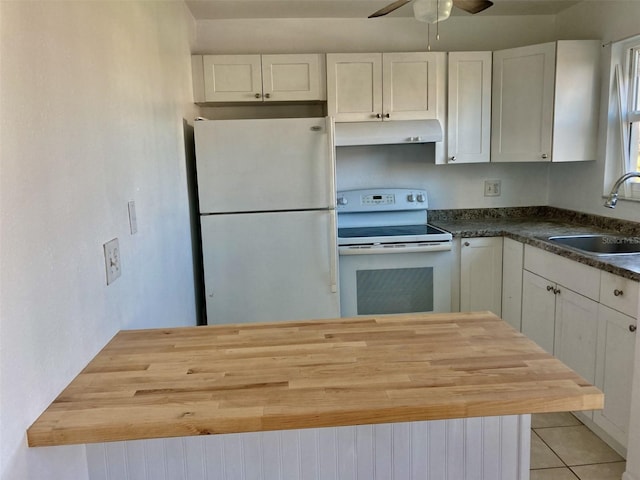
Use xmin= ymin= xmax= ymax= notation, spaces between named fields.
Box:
xmin=255 ymin=93 xmax=262 ymax=99
xmin=630 ymin=325 xmax=637 ymax=333
xmin=407 ymin=194 xmax=415 ymax=202
xmin=264 ymin=93 xmax=271 ymax=99
xmin=375 ymin=113 xmax=382 ymax=119
xmin=614 ymin=289 xmax=624 ymax=296
xmin=384 ymin=113 xmax=390 ymax=118
xmin=463 ymin=241 xmax=470 ymax=247
xmin=542 ymin=153 xmax=549 ymax=159
xmin=337 ymin=196 xmax=348 ymax=206
xmin=449 ymin=156 xmax=456 ymax=162
xmin=416 ymin=193 xmax=426 ymax=203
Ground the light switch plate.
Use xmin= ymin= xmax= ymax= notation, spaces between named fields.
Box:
xmin=103 ymin=238 xmax=121 ymax=285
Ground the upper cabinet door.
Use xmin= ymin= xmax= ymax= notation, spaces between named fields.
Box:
xmin=446 ymin=52 xmax=492 ymax=164
xmin=326 ymin=53 xmax=383 ymax=122
xmin=382 ymin=52 xmax=440 ymax=121
xmin=261 ymin=54 xmax=326 ymax=102
xmin=491 ymin=42 xmax=556 ymax=162
xmin=202 ymin=54 xmax=263 ymax=102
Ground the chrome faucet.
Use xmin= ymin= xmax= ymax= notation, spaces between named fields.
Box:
xmin=604 ymin=171 xmax=640 ymax=208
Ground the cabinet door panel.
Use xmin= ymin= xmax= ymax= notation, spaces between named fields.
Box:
xmin=491 ymin=43 xmax=555 ymax=162
xmin=460 ymin=237 xmax=503 ymax=315
xmin=447 ymin=52 xmax=492 ymax=164
xmin=594 ymin=305 xmax=637 ymax=447
xmin=262 ymin=54 xmax=325 ymax=101
xmin=554 ymin=289 xmax=599 ymax=385
xmin=501 ymin=238 xmax=524 ymax=331
xmin=327 ymin=53 xmax=382 ymax=122
xmin=521 ymin=270 xmax=556 ymax=353
xmin=383 ymin=52 xmax=439 ymax=120
xmin=203 ymin=54 xmax=262 ymax=102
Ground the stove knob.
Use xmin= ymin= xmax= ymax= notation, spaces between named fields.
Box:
xmin=407 ymin=194 xmax=415 ymax=202
xmin=416 ymin=193 xmax=426 ymax=203
xmin=337 ymin=196 xmax=348 ymax=206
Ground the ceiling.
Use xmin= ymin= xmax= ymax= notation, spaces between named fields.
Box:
xmin=185 ymin=0 xmax=583 ymax=20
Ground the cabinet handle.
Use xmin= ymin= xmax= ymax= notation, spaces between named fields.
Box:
xmin=384 ymin=113 xmax=390 ymax=118
xmin=541 ymin=153 xmax=549 ymax=159
xmin=614 ymin=289 xmax=624 ymax=296
xmin=554 ymin=287 xmax=561 ymax=295
xmin=630 ymin=325 xmax=637 ymax=333
xmin=547 ymin=285 xmax=554 ymax=292
xmin=264 ymin=93 xmax=271 ymax=99
xmin=375 ymin=113 xmax=382 ymax=119
xmin=463 ymin=241 xmax=470 ymax=247
xmin=449 ymin=156 xmax=456 ymax=162
xmin=255 ymin=93 xmax=262 ymax=99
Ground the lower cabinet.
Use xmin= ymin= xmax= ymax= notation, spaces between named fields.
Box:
xmin=501 ymin=238 xmax=524 ymax=331
xmin=518 ymin=243 xmax=638 ymax=453
xmin=460 ymin=237 xmax=503 ymax=316
xmin=593 ymin=305 xmax=637 ymax=448
xmin=521 ymin=270 xmax=557 ymax=354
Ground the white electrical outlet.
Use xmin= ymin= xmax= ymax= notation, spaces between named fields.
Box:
xmin=103 ymin=238 xmax=121 ymax=285
xmin=484 ymin=179 xmax=502 ymax=197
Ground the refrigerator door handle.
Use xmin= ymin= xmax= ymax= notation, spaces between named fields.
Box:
xmin=327 ymin=116 xmax=337 ymax=209
xmin=329 ymin=210 xmax=338 ymax=294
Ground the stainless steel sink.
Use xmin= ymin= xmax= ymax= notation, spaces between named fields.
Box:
xmin=547 ymin=234 xmax=640 ymax=255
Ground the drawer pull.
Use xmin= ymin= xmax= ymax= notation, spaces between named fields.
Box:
xmin=614 ymin=289 xmax=624 ymax=297
xmin=547 ymin=285 xmax=554 ymax=292
xmin=554 ymin=287 xmax=561 ymax=295
xmin=630 ymin=325 xmax=637 ymax=333
xmin=464 ymin=241 xmax=470 ymax=247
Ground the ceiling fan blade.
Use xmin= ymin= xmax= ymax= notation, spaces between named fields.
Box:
xmin=452 ymin=0 xmax=494 ymax=14
xmin=368 ymin=0 xmax=411 ymax=18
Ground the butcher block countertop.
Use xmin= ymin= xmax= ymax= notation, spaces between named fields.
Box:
xmin=27 ymin=312 xmax=603 ymax=447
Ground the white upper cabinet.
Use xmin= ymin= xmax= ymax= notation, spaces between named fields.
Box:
xmin=445 ymin=52 xmax=492 ymax=164
xmin=326 ymin=52 xmax=444 ymax=122
xmin=491 ymin=40 xmax=600 ymax=163
xmin=192 ymin=54 xmax=326 ymax=103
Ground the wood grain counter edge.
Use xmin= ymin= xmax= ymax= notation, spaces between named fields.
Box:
xmin=27 ymin=312 xmax=604 ymax=447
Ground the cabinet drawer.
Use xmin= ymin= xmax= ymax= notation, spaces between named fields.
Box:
xmin=600 ymin=271 xmax=640 ymax=317
xmin=524 ymin=245 xmax=600 ymax=300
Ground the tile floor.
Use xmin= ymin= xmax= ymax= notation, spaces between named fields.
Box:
xmin=530 ymin=412 xmax=626 ymax=480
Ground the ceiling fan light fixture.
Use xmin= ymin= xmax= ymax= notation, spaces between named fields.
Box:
xmin=413 ymin=0 xmax=453 ymax=23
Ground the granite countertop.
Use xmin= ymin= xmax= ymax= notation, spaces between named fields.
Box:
xmin=429 ymin=206 xmax=640 ymax=282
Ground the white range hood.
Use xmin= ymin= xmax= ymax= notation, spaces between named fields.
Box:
xmin=334 ymin=119 xmax=443 ymax=147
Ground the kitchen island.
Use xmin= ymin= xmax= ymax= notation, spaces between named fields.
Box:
xmin=28 ymin=312 xmax=603 ymax=479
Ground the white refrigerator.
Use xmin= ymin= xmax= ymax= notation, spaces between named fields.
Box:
xmin=194 ymin=117 xmax=339 ymax=325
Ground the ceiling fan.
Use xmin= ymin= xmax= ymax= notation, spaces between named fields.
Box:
xmin=369 ymin=0 xmax=494 ymax=21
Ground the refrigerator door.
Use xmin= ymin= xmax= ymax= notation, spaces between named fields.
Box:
xmin=201 ymin=210 xmax=339 ymax=324
xmin=195 ymin=117 xmax=336 ymax=214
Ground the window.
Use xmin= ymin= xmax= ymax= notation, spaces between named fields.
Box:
xmin=606 ymin=37 xmax=640 ymax=199
xmin=629 ymin=47 xmax=640 ymax=173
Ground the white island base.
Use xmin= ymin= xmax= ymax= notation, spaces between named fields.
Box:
xmin=86 ymin=414 xmax=531 ymax=480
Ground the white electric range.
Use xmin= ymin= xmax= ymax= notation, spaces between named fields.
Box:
xmin=337 ymin=188 xmax=453 ymax=317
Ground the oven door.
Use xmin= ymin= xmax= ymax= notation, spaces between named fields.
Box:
xmin=339 ymin=248 xmax=452 ymax=317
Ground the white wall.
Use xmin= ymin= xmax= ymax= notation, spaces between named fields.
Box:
xmin=0 ymin=2 xmax=197 ymax=479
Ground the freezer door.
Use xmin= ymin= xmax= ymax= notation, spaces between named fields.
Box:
xmin=195 ymin=117 xmax=336 ymax=213
xmin=201 ymin=210 xmax=339 ymax=324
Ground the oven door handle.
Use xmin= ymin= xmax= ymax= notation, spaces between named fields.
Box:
xmin=338 ymin=243 xmax=452 ymax=255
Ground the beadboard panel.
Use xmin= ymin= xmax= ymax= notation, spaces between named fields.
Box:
xmin=86 ymin=415 xmax=530 ymax=480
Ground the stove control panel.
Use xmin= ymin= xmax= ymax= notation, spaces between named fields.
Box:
xmin=337 ymin=188 xmax=429 ymax=212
